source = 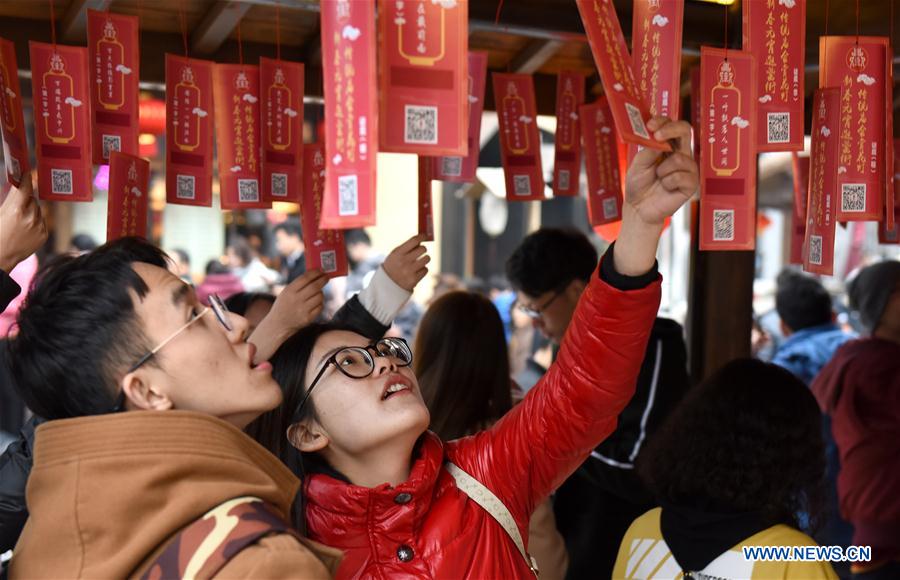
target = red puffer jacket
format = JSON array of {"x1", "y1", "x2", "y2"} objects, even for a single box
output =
[{"x1": 305, "y1": 261, "x2": 661, "y2": 578}]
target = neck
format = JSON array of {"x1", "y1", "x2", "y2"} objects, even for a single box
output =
[
  {"x1": 874, "y1": 326, "x2": 900, "y2": 346},
  {"x1": 324, "y1": 435, "x2": 417, "y2": 488}
]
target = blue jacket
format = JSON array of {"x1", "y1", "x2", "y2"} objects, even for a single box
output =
[{"x1": 771, "y1": 323, "x2": 855, "y2": 386}]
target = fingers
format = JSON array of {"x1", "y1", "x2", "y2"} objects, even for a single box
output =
[
  {"x1": 393, "y1": 234, "x2": 426, "y2": 255},
  {"x1": 650, "y1": 118, "x2": 693, "y2": 157},
  {"x1": 659, "y1": 171, "x2": 697, "y2": 195},
  {"x1": 656, "y1": 151, "x2": 696, "y2": 178}
]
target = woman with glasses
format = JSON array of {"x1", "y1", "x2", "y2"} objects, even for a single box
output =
[{"x1": 250, "y1": 117, "x2": 699, "y2": 578}]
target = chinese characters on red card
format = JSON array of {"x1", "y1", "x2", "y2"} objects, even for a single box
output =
[
  {"x1": 302, "y1": 144, "x2": 349, "y2": 278},
  {"x1": 432, "y1": 51, "x2": 487, "y2": 183},
  {"x1": 803, "y1": 88, "x2": 841, "y2": 274},
  {"x1": 552, "y1": 71, "x2": 584, "y2": 196},
  {"x1": 260, "y1": 57, "x2": 304, "y2": 204},
  {"x1": 0, "y1": 37, "x2": 30, "y2": 188},
  {"x1": 492, "y1": 73, "x2": 544, "y2": 201},
  {"x1": 581, "y1": 97, "x2": 623, "y2": 226},
  {"x1": 106, "y1": 151, "x2": 149, "y2": 241}
]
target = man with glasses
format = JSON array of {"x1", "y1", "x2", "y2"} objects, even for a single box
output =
[{"x1": 506, "y1": 228, "x2": 691, "y2": 580}]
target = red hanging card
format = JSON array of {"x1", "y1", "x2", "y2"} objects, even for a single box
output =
[
  {"x1": 789, "y1": 153, "x2": 809, "y2": 265},
  {"x1": 581, "y1": 98, "x2": 623, "y2": 226},
  {"x1": 492, "y1": 73, "x2": 544, "y2": 202},
  {"x1": 418, "y1": 156, "x2": 434, "y2": 240},
  {"x1": 432, "y1": 51, "x2": 487, "y2": 183},
  {"x1": 30, "y1": 42, "x2": 92, "y2": 202},
  {"x1": 260, "y1": 57, "x2": 304, "y2": 204},
  {"x1": 378, "y1": 0, "x2": 467, "y2": 156},
  {"x1": 165, "y1": 54, "x2": 214, "y2": 207},
  {"x1": 742, "y1": 0, "x2": 805, "y2": 151},
  {"x1": 819, "y1": 36, "x2": 888, "y2": 221},
  {"x1": 699, "y1": 47, "x2": 758, "y2": 251},
  {"x1": 690, "y1": 65, "x2": 701, "y2": 160},
  {"x1": 576, "y1": 0, "x2": 667, "y2": 151},
  {"x1": 302, "y1": 144, "x2": 349, "y2": 278},
  {"x1": 320, "y1": 0, "x2": 378, "y2": 229},
  {"x1": 0, "y1": 37, "x2": 30, "y2": 188},
  {"x1": 629, "y1": 0, "x2": 684, "y2": 162},
  {"x1": 214, "y1": 64, "x2": 267, "y2": 210},
  {"x1": 803, "y1": 88, "x2": 841, "y2": 274},
  {"x1": 552, "y1": 71, "x2": 585, "y2": 196},
  {"x1": 87, "y1": 10, "x2": 139, "y2": 164},
  {"x1": 106, "y1": 151, "x2": 148, "y2": 241},
  {"x1": 879, "y1": 138, "x2": 900, "y2": 244},
  {"x1": 884, "y1": 46, "x2": 894, "y2": 231}
]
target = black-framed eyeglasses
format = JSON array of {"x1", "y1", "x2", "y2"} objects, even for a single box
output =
[
  {"x1": 293, "y1": 337, "x2": 413, "y2": 419},
  {"x1": 109, "y1": 293, "x2": 233, "y2": 413},
  {"x1": 517, "y1": 286, "x2": 566, "y2": 320}
]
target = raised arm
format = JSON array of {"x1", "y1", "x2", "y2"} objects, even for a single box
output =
[{"x1": 1, "y1": 175, "x2": 48, "y2": 312}]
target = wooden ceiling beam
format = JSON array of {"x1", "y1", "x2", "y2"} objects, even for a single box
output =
[
  {"x1": 191, "y1": 1, "x2": 252, "y2": 56},
  {"x1": 508, "y1": 39, "x2": 564, "y2": 74},
  {"x1": 60, "y1": 0, "x2": 113, "y2": 43}
]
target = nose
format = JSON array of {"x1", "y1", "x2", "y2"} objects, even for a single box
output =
[
  {"x1": 225, "y1": 311, "x2": 250, "y2": 344},
  {"x1": 372, "y1": 352, "x2": 400, "y2": 376}
]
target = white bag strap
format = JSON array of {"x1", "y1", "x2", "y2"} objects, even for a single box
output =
[{"x1": 445, "y1": 461, "x2": 539, "y2": 576}]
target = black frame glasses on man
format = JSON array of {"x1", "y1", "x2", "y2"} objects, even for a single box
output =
[{"x1": 516, "y1": 285, "x2": 568, "y2": 320}]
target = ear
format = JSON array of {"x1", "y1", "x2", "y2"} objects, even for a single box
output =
[
  {"x1": 566, "y1": 278, "x2": 587, "y2": 301},
  {"x1": 121, "y1": 371, "x2": 174, "y2": 412},
  {"x1": 287, "y1": 421, "x2": 329, "y2": 454}
]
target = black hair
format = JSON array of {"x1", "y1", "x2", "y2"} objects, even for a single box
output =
[
  {"x1": 775, "y1": 270, "x2": 833, "y2": 332},
  {"x1": 344, "y1": 228, "x2": 372, "y2": 247},
  {"x1": 225, "y1": 291, "x2": 276, "y2": 316},
  {"x1": 506, "y1": 228, "x2": 598, "y2": 297},
  {"x1": 9, "y1": 237, "x2": 169, "y2": 419},
  {"x1": 205, "y1": 259, "x2": 230, "y2": 275},
  {"x1": 228, "y1": 238, "x2": 254, "y2": 267},
  {"x1": 274, "y1": 221, "x2": 302, "y2": 239},
  {"x1": 638, "y1": 358, "x2": 826, "y2": 532},
  {"x1": 70, "y1": 233, "x2": 98, "y2": 252},
  {"x1": 172, "y1": 248, "x2": 190, "y2": 266}
]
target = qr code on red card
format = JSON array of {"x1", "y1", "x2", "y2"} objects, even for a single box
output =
[
  {"x1": 513, "y1": 175, "x2": 531, "y2": 196},
  {"x1": 238, "y1": 179, "x2": 259, "y2": 203},
  {"x1": 176, "y1": 175, "x2": 195, "y2": 200},
  {"x1": 7, "y1": 155, "x2": 21, "y2": 182},
  {"x1": 713, "y1": 209, "x2": 735, "y2": 241},
  {"x1": 841, "y1": 184, "x2": 866, "y2": 213},
  {"x1": 767, "y1": 113, "x2": 790, "y2": 144},
  {"x1": 405, "y1": 105, "x2": 438, "y2": 144},
  {"x1": 271, "y1": 173, "x2": 288, "y2": 197},
  {"x1": 441, "y1": 156, "x2": 462, "y2": 177},
  {"x1": 338, "y1": 174, "x2": 359, "y2": 216},
  {"x1": 102, "y1": 134, "x2": 121, "y2": 160},
  {"x1": 625, "y1": 102, "x2": 650, "y2": 139},
  {"x1": 808, "y1": 235, "x2": 823, "y2": 265},
  {"x1": 602, "y1": 197, "x2": 619, "y2": 220},
  {"x1": 51, "y1": 169, "x2": 73, "y2": 195},
  {"x1": 320, "y1": 250, "x2": 337, "y2": 273},
  {"x1": 558, "y1": 170, "x2": 571, "y2": 192}
]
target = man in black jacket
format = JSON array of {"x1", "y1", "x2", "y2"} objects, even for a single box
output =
[{"x1": 506, "y1": 228, "x2": 691, "y2": 580}]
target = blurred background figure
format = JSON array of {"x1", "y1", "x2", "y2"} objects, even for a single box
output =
[
  {"x1": 67, "y1": 234, "x2": 97, "y2": 256},
  {"x1": 345, "y1": 229, "x2": 384, "y2": 298},
  {"x1": 195, "y1": 259, "x2": 243, "y2": 305},
  {"x1": 168, "y1": 247, "x2": 193, "y2": 284},
  {"x1": 226, "y1": 237, "x2": 279, "y2": 293},
  {"x1": 225, "y1": 292, "x2": 276, "y2": 334},
  {"x1": 274, "y1": 221, "x2": 305, "y2": 284}
]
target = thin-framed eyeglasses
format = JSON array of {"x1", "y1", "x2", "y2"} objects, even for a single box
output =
[
  {"x1": 517, "y1": 286, "x2": 566, "y2": 320},
  {"x1": 294, "y1": 337, "x2": 413, "y2": 419}
]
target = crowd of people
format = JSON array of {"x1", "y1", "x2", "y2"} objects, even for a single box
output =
[{"x1": 0, "y1": 116, "x2": 898, "y2": 579}]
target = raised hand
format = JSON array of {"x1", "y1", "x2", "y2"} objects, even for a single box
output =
[
  {"x1": 0, "y1": 175, "x2": 48, "y2": 273},
  {"x1": 382, "y1": 235, "x2": 430, "y2": 292}
]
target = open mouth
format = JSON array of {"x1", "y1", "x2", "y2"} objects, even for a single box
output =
[{"x1": 381, "y1": 377, "x2": 412, "y2": 400}]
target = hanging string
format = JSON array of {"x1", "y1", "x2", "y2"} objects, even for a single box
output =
[
  {"x1": 494, "y1": 0, "x2": 505, "y2": 26},
  {"x1": 178, "y1": 6, "x2": 189, "y2": 57},
  {"x1": 276, "y1": 1, "x2": 282, "y2": 61},
  {"x1": 237, "y1": 21, "x2": 244, "y2": 65},
  {"x1": 855, "y1": 0, "x2": 860, "y2": 45},
  {"x1": 49, "y1": 0, "x2": 57, "y2": 50}
]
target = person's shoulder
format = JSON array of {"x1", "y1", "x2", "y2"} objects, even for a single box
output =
[
  {"x1": 624, "y1": 507, "x2": 663, "y2": 539},
  {"x1": 742, "y1": 523, "x2": 818, "y2": 547},
  {"x1": 215, "y1": 532, "x2": 341, "y2": 579}
]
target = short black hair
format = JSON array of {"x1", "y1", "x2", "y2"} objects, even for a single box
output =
[
  {"x1": 274, "y1": 221, "x2": 302, "y2": 239},
  {"x1": 228, "y1": 237, "x2": 254, "y2": 266},
  {"x1": 225, "y1": 292, "x2": 276, "y2": 316},
  {"x1": 70, "y1": 233, "x2": 98, "y2": 252},
  {"x1": 205, "y1": 259, "x2": 230, "y2": 275},
  {"x1": 506, "y1": 228, "x2": 598, "y2": 297},
  {"x1": 10, "y1": 237, "x2": 169, "y2": 419},
  {"x1": 344, "y1": 228, "x2": 371, "y2": 247},
  {"x1": 775, "y1": 270, "x2": 833, "y2": 332},
  {"x1": 172, "y1": 248, "x2": 190, "y2": 266}
]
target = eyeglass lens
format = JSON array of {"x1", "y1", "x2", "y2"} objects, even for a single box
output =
[{"x1": 208, "y1": 294, "x2": 233, "y2": 331}]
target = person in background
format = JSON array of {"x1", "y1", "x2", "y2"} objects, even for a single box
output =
[
  {"x1": 506, "y1": 227, "x2": 691, "y2": 580},
  {"x1": 274, "y1": 221, "x2": 306, "y2": 284},
  {"x1": 344, "y1": 229, "x2": 384, "y2": 298},
  {"x1": 225, "y1": 292, "x2": 276, "y2": 335},
  {"x1": 613, "y1": 359, "x2": 836, "y2": 580},
  {"x1": 227, "y1": 238, "x2": 280, "y2": 293},
  {"x1": 488, "y1": 275, "x2": 516, "y2": 342},
  {"x1": 812, "y1": 261, "x2": 900, "y2": 580},
  {"x1": 67, "y1": 233, "x2": 97, "y2": 256},
  {"x1": 195, "y1": 260, "x2": 243, "y2": 305},
  {"x1": 168, "y1": 248, "x2": 193, "y2": 284},
  {"x1": 416, "y1": 290, "x2": 569, "y2": 579},
  {"x1": 429, "y1": 272, "x2": 466, "y2": 305}
]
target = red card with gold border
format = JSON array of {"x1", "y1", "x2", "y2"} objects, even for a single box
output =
[
  {"x1": 106, "y1": 151, "x2": 149, "y2": 241},
  {"x1": 30, "y1": 42, "x2": 93, "y2": 202},
  {"x1": 492, "y1": 73, "x2": 544, "y2": 202},
  {"x1": 576, "y1": 0, "x2": 667, "y2": 151},
  {"x1": 432, "y1": 51, "x2": 487, "y2": 183},
  {"x1": 302, "y1": 144, "x2": 349, "y2": 278},
  {"x1": 789, "y1": 153, "x2": 809, "y2": 265},
  {"x1": 0, "y1": 37, "x2": 30, "y2": 188},
  {"x1": 699, "y1": 47, "x2": 758, "y2": 251},
  {"x1": 418, "y1": 156, "x2": 434, "y2": 240},
  {"x1": 260, "y1": 57, "x2": 304, "y2": 204},
  {"x1": 320, "y1": 0, "x2": 378, "y2": 229},
  {"x1": 378, "y1": 0, "x2": 467, "y2": 156},
  {"x1": 581, "y1": 98, "x2": 623, "y2": 226},
  {"x1": 552, "y1": 71, "x2": 584, "y2": 197},
  {"x1": 803, "y1": 88, "x2": 841, "y2": 274},
  {"x1": 165, "y1": 54, "x2": 214, "y2": 207},
  {"x1": 214, "y1": 64, "x2": 268, "y2": 210},
  {"x1": 87, "y1": 9, "x2": 139, "y2": 164},
  {"x1": 742, "y1": 0, "x2": 805, "y2": 151}
]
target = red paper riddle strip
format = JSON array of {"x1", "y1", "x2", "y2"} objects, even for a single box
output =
[
  {"x1": 879, "y1": 138, "x2": 900, "y2": 245},
  {"x1": 106, "y1": 151, "x2": 149, "y2": 242},
  {"x1": 552, "y1": 71, "x2": 585, "y2": 197},
  {"x1": 260, "y1": 57, "x2": 304, "y2": 204},
  {"x1": 302, "y1": 144, "x2": 349, "y2": 278},
  {"x1": 803, "y1": 88, "x2": 841, "y2": 274},
  {"x1": 789, "y1": 153, "x2": 810, "y2": 265},
  {"x1": 580, "y1": 97, "x2": 623, "y2": 226},
  {"x1": 0, "y1": 36, "x2": 31, "y2": 188},
  {"x1": 432, "y1": 51, "x2": 488, "y2": 183},
  {"x1": 418, "y1": 156, "x2": 435, "y2": 240},
  {"x1": 492, "y1": 72, "x2": 544, "y2": 202}
]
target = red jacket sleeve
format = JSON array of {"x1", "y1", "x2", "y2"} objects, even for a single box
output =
[{"x1": 446, "y1": 257, "x2": 661, "y2": 535}]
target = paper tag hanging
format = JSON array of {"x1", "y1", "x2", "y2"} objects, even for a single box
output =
[
  {"x1": 418, "y1": 156, "x2": 435, "y2": 240},
  {"x1": 106, "y1": 151, "x2": 149, "y2": 241},
  {"x1": 789, "y1": 153, "x2": 810, "y2": 265},
  {"x1": 320, "y1": 0, "x2": 378, "y2": 229},
  {"x1": 30, "y1": 42, "x2": 93, "y2": 202},
  {"x1": 699, "y1": 47, "x2": 758, "y2": 251},
  {"x1": 214, "y1": 64, "x2": 267, "y2": 210},
  {"x1": 879, "y1": 138, "x2": 900, "y2": 244},
  {"x1": 742, "y1": 0, "x2": 805, "y2": 151},
  {"x1": 576, "y1": 0, "x2": 667, "y2": 151},
  {"x1": 302, "y1": 144, "x2": 349, "y2": 278},
  {"x1": 0, "y1": 37, "x2": 30, "y2": 188},
  {"x1": 552, "y1": 71, "x2": 585, "y2": 197},
  {"x1": 378, "y1": 0, "x2": 467, "y2": 156},
  {"x1": 87, "y1": 10, "x2": 139, "y2": 164},
  {"x1": 803, "y1": 88, "x2": 841, "y2": 273},
  {"x1": 884, "y1": 46, "x2": 894, "y2": 232},
  {"x1": 492, "y1": 73, "x2": 544, "y2": 202},
  {"x1": 165, "y1": 54, "x2": 214, "y2": 207},
  {"x1": 581, "y1": 97, "x2": 623, "y2": 226},
  {"x1": 820, "y1": 36, "x2": 888, "y2": 222},
  {"x1": 260, "y1": 57, "x2": 304, "y2": 204},
  {"x1": 690, "y1": 65, "x2": 701, "y2": 160},
  {"x1": 432, "y1": 51, "x2": 487, "y2": 183}
]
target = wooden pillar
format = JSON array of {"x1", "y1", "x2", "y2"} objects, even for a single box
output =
[{"x1": 686, "y1": 202, "x2": 755, "y2": 383}]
